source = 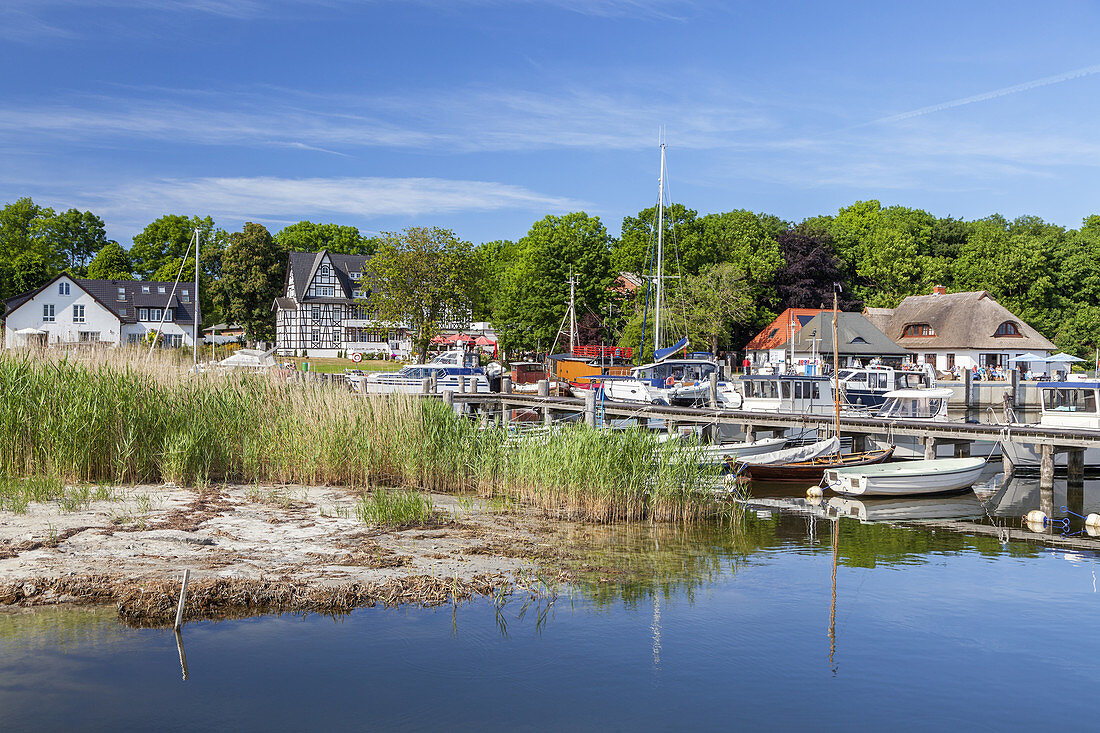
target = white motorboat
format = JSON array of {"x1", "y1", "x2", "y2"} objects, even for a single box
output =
[
  {"x1": 600, "y1": 354, "x2": 742, "y2": 408},
  {"x1": 826, "y1": 493, "x2": 986, "y2": 522},
  {"x1": 354, "y1": 350, "x2": 490, "y2": 394},
  {"x1": 1001, "y1": 381, "x2": 1100, "y2": 468},
  {"x1": 867, "y1": 388, "x2": 998, "y2": 459},
  {"x1": 824, "y1": 457, "x2": 988, "y2": 497}
]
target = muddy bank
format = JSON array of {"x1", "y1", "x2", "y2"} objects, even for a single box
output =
[{"x1": 0, "y1": 483, "x2": 599, "y2": 624}]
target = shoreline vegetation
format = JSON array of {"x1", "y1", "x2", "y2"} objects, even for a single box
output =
[
  {"x1": 0, "y1": 351, "x2": 738, "y2": 623},
  {"x1": 0, "y1": 351, "x2": 728, "y2": 524}
]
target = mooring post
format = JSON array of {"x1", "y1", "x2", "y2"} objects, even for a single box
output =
[
  {"x1": 953, "y1": 441, "x2": 972, "y2": 458},
  {"x1": 744, "y1": 423, "x2": 756, "y2": 443},
  {"x1": 708, "y1": 372, "x2": 718, "y2": 408},
  {"x1": 430, "y1": 371, "x2": 438, "y2": 393},
  {"x1": 443, "y1": 389, "x2": 455, "y2": 414},
  {"x1": 421, "y1": 377, "x2": 430, "y2": 395},
  {"x1": 458, "y1": 375, "x2": 466, "y2": 394},
  {"x1": 537, "y1": 379, "x2": 550, "y2": 426},
  {"x1": 1040, "y1": 443, "x2": 1055, "y2": 491},
  {"x1": 1011, "y1": 369, "x2": 1021, "y2": 408},
  {"x1": 500, "y1": 375, "x2": 511, "y2": 428},
  {"x1": 964, "y1": 369, "x2": 973, "y2": 407},
  {"x1": 851, "y1": 433, "x2": 866, "y2": 453},
  {"x1": 584, "y1": 389, "x2": 596, "y2": 428},
  {"x1": 1068, "y1": 447, "x2": 1085, "y2": 488},
  {"x1": 923, "y1": 436, "x2": 937, "y2": 461},
  {"x1": 501, "y1": 374, "x2": 511, "y2": 395},
  {"x1": 174, "y1": 568, "x2": 190, "y2": 631}
]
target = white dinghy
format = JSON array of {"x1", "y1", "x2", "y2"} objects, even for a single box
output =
[{"x1": 824, "y1": 457, "x2": 987, "y2": 497}]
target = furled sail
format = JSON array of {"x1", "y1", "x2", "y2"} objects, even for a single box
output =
[
  {"x1": 655, "y1": 337, "x2": 689, "y2": 362},
  {"x1": 737, "y1": 437, "x2": 841, "y2": 466}
]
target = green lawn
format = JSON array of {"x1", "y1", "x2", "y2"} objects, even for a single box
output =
[{"x1": 285, "y1": 357, "x2": 404, "y2": 373}]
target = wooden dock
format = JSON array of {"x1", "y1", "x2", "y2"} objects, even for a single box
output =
[{"x1": 439, "y1": 378, "x2": 1100, "y2": 493}]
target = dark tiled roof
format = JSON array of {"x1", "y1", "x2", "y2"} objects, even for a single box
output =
[
  {"x1": 3, "y1": 274, "x2": 197, "y2": 325},
  {"x1": 789, "y1": 312, "x2": 911, "y2": 356},
  {"x1": 285, "y1": 250, "x2": 370, "y2": 301},
  {"x1": 273, "y1": 297, "x2": 297, "y2": 310}
]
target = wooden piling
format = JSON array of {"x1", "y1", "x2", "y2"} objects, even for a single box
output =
[
  {"x1": 443, "y1": 389, "x2": 455, "y2": 413},
  {"x1": 923, "y1": 436, "x2": 937, "y2": 461},
  {"x1": 537, "y1": 380, "x2": 550, "y2": 426},
  {"x1": 1039, "y1": 443, "x2": 1055, "y2": 491},
  {"x1": 173, "y1": 568, "x2": 190, "y2": 631},
  {"x1": 708, "y1": 372, "x2": 718, "y2": 408},
  {"x1": 964, "y1": 369, "x2": 974, "y2": 407},
  {"x1": 584, "y1": 389, "x2": 597, "y2": 428},
  {"x1": 1068, "y1": 448, "x2": 1085, "y2": 488}
]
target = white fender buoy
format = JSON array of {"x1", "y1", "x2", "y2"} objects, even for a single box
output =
[
  {"x1": 807, "y1": 486, "x2": 824, "y2": 499},
  {"x1": 1025, "y1": 510, "x2": 1048, "y2": 526},
  {"x1": 1086, "y1": 524, "x2": 1100, "y2": 538},
  {"x1": 1026, "y1": 519, "x2": 1048, "y2": 534},
  {"x1": 1085, "y1": 513, "x2": 1100, "y2": 527},
  {"x1": 806, "y1": 494, "x2": 823, "y2": 507}
]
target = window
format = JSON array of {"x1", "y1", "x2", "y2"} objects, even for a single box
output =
[
  {"x1": 312, "y1": 306, "x2": 321, "y2": 321},
  {"x1": 181, "y1": 289, "x2": 190, "y2": 303},
  {"x1": 164, "y1": 308, "x2": 173, "y2": 322},
  {"x1": 141, "y1": 286, "x2": 150, "y2": 293},
  {"x1": 311, "y1": 329, "x2": 321, "y2": 345},
  {"x1": 150, "y1": 308, "x2": 163, "y2": 322},
  {"x1": 850, "y1": 336, "x2": 868, "y2": 344},
  {"x1": 352, "y1": 289, "x2": 365, "y2": 299},
  {"x1": 946, "y1": 353, "x2": 955, "y2": 369},
  {"x1": 350, "y1": 271, "x2": 360, "y2": 280},
  {"x1": 59, "y1": 282, "x2": 70, "y2": 296},
  {"x1": 73, "y1": 304, "x2": 85, "y2": 323},
  {"x1": 158, "y1": 286, "x2": 166, "y2": 294},
  {"x1": 43, "y1": 304, "x2": 55, "y2": 322},
  {"x1": 924, "y1": 353, "x2": 936, "y2": 369},
  {"x1": 321, "y1": 265, "x2": 330, "y2": 276},
  {"x1": 119, "y1": 308, "x2": 127, "y2": 317},
  {"x1": 166, "y1": 334, "x2": 183, "y2": 348},
  {"x1": 139, "y1": 308, "x2": 149, "y2": 321},
  {"x1": 902, "y1": 323, "x2": 935, "y2": 337},
  {"x1": 995, "y1": 321, "x2": 1021, "y2": 337},
  {"x1": 1044, "y1": 388, "x2": 1098, "y2": 413},
  {"x1": 117, "y1": 287, "x2": 126, "y2": 301},
  {"x1": 126, "y1": 333, "x2": 139, "y2": 344},
  {"x1": 78, "y1": 331, "x2": 99, "y2": 342}
]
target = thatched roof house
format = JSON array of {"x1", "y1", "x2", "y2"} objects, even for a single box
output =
[{"x1": 864, "y1": 286, "x2": 1055, "y2": 371}]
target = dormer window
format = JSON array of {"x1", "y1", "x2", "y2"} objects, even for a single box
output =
[
  {"x1": 141, "y1": 286, "x2": 150, "y2": 293},
  {"x1": 158, "y1": 286, "x2": 166, "y2": 294},
  {"x1": 117, "y1": 287, "x2": 126, "y2": 301},
  {"x1": 902, "y1": 324, "x2": 935, "y2": 337},
  {"x1": 350, "y1": 271, "x2": 361, "y2": 281},
  {"x1": 995, "y1": 321, "x2": 1021, "y2": 337},
  {"x1": 181, "y1": 289, "x2": 190, "y2": 303}
]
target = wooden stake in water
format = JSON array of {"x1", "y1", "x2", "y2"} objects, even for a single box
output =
[{"x1": 174, "y1": 568, "x2": 190, "y2": 631}]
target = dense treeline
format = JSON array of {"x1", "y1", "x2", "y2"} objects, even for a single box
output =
[{"x1": 2, "y1": 196, "x2": 1098, "y2": 359}]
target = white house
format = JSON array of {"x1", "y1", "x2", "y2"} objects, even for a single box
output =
[
  {"x1": 274, "y1": 250, "x2": 414, "y2": 358},
  {"x1": 863, "y1": 286, "x2": 1055, "y2": 373},
  {"x1": 3, "y1": 274, "x2": 199, "y2": 349}
]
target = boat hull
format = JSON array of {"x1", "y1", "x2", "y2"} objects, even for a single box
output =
[
  {"x1": 824, "y1": 457, "x2": 987, "y2": 497},
  {"x1": 735, "y1": 448, "x2": 895, "y2": 483}
]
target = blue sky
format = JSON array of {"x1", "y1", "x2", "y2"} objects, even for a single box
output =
[{"x1": 4, "y1": 0, "x2": 1100, "y2": 245}]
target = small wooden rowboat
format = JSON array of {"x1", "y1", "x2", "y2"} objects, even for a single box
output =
[{"x1": 731, "y1": 447, "x2": 895, "y2": 483}]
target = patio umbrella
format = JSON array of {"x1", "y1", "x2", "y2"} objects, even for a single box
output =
[
  {"x1": 473, "y1": 336, "x2": 496, "y2": 346},
  {"x1": 1007, "y1": 352, "x2": 1046, "y2": 363},
  {"x1": 1047, "y1": 352, "x2": 1086, "y2": 362},
  {"x1": 14, "y1": 327, "x2": 46, "y2": 335}
]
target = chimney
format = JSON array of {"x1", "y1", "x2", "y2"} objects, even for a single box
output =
[{"x1": 932, "y1": 284, "x2": 946, "y2": 296}]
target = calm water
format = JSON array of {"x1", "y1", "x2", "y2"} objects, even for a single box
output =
[{"x1": 4, "y1": 476, "x2": 1100, "y2": 732}]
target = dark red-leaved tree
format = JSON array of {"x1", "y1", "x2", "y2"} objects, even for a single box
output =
[{"x1": 772, "y1": 229, "x2": 861, "y2": 311}]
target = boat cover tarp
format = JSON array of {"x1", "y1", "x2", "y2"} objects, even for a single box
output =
[
  {"x1": 655, "y1": 337, "x2": 689, "y2": 362},
  {"x1": 738, "y1": 437, "x2": 840, "y2": 465}
]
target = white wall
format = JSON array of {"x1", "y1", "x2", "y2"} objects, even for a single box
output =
[
  {"x1": 913, "y1": 348, "x2": 1052, "y2": 372},
  {"x1": 4, "y1": 277, "x2": 121, "y2": 347}
]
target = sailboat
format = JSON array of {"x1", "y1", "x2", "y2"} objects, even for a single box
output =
[
  {"x1": 599, "y1": 140, "x2": 742, "y2": 409},
  {"x1": 730, "y1": 290, "x2": 894, "y2": 482}
]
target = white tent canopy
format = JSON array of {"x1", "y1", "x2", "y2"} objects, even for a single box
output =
[{"x1": 13, "y1": 327, "x2": 46, "y2": 336}]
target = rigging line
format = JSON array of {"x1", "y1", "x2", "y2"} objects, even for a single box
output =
[{"x1": 659, "y1": 152, "x2": 690, "y2": 342}]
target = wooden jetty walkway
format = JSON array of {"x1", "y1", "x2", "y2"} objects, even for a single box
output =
[{"x1": 432, "y1": 375, "x2": 1100, "y2": 493}]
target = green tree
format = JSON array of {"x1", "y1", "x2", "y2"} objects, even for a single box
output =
[
  {"x1": 365, "y1": 227, "x2": 477, "y2": 363},
  {"x1": 682, "y1": 262, "x2": 752, "y2": 354},
  {"x1": 1055, "y1": 306, "x2": 1100, "y2": 362},
  {"x1": 612, "y1": 203, "x2": 703, "y2": 275},
  {"x1": 86, "y1": 241, "x2": 133, "y2": 280},
  {"x1": 213, "y1": 223, "x2": 286, "y2": 342},
  {"x1": 0, "y1": 198, "x2": 62, "y2": 306},
  {"x1": 32, "y1": 208, "x2": 110, "y2": 275},
  {"x1": 494, "y1": 213, "x2": 614, "y2": 353},
  {"x1": 274, "y1": 220, "x2": 377, "y2": 255},
  {"x1": 130, "y1": 214, "x2": 223, "y2": 280}
]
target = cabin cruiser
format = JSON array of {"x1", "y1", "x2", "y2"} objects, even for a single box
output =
[
  {"x1": 835, "y1": 364, "x2": 935, "y2": 408},
  {"x1": 1001, "y1": 381, "x2": 1100, "y2": 468},
  {"x1": 598, "y1": 349, "x2": 742, "y2": 408},
  {"x1": 354, "y1": 350, "x2": 490, "y2": 394},
  {"x1": 867, "y1": 388, "x2": 998, "y2": 459}
]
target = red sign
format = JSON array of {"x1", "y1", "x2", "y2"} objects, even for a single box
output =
[{"x1": 351, "y1": 352, "x2": 363, "y2": 363}]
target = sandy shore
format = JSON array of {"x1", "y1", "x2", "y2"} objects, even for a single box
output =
[{"x1": 0, "y1": 483, "x2": 593, "y2": 622}]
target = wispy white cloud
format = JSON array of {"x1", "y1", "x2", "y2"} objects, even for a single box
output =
[
  {"x1": 0, "y1": 84, "x2": 769, "y2": 153},
  {"x1": 853, "y1": 63, "x2": 1100, "y2": 128},
  {"x1": 57, "y1": 174, "x2": 583, "y2": 231}
]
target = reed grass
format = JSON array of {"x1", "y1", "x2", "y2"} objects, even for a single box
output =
[
  {"x1": 0, "y1": 352, "x2": 729, "y2": 523},
  {"x1": 356, "y1": 488, "x2": 436, "y2": 527}
]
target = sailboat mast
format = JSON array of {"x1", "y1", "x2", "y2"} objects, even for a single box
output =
[
  {"x1": 833, "y1": 291, "x2": 841, "y2": 441},
  {"x1": 654, "y1": 141, "x2": 665, "y2": 354},
  {"x1": 569, "y1": 269, "x2": 577, "y2": 354}
]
